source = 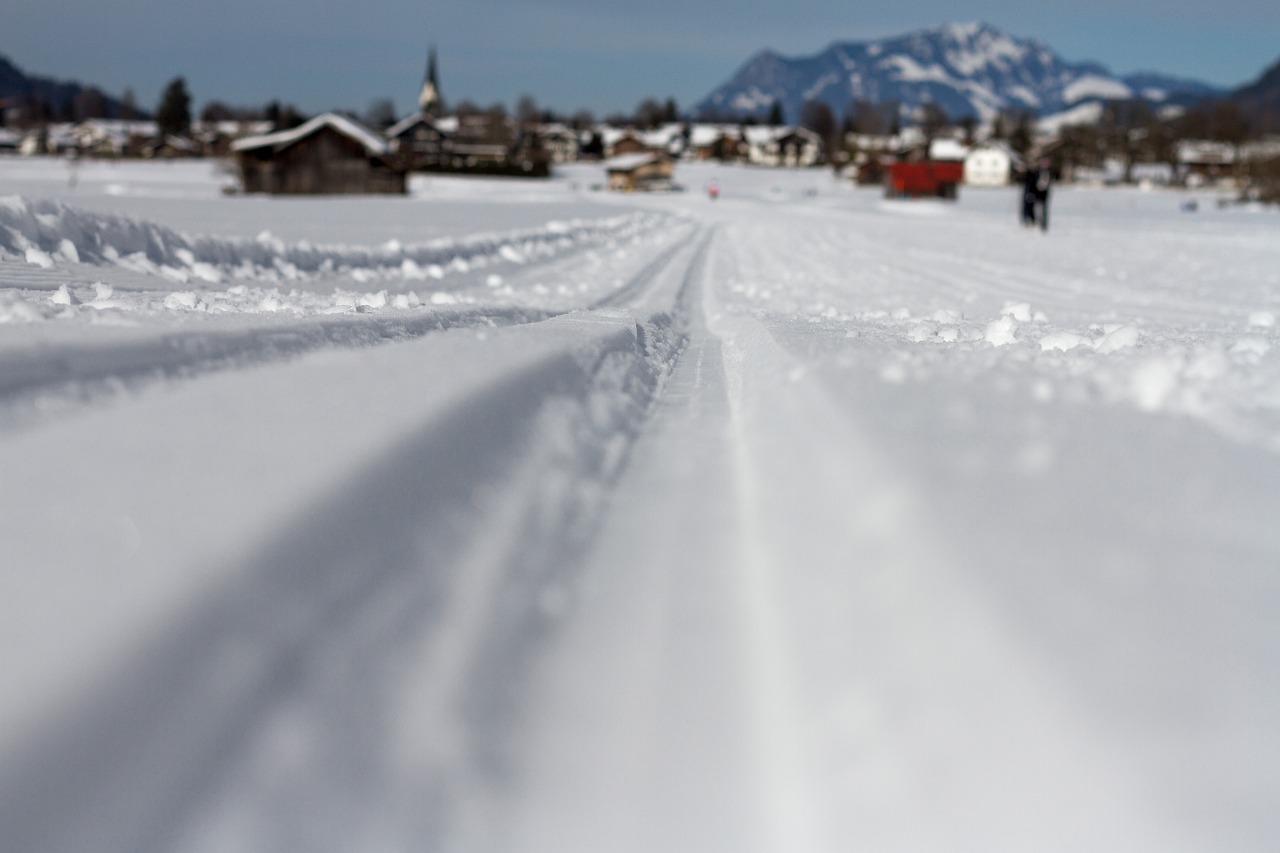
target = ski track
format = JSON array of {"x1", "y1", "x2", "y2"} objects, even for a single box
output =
[{"x1": 0, "y1": 218, "x2": 709, "y2": 853}]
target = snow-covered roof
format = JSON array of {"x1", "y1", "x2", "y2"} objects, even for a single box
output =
[
  {"x1": 929, "y1": 138, "x2": 970, "y2": 161},
  {"x1": 232, "y1": 113, "x2": 389, "y2": 156},
  {"x1": 604, "y1": 153, "x2": 667, "y2": 172},
  {"x1": 386, "y1": 112, "x2": 440, "y2": 139},
  {"x1": 965, "y1": 140, "x2": 1022, "y2": 164}
]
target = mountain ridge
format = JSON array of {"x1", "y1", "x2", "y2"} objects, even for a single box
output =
[{"x1": 694, "y1": 22, "x2": 1226, "y2": 124}]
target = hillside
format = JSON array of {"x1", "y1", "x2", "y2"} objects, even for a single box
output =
[
  {"x1": 0, "y1": 52, "x2": 137, "y2": 119},
  {"x1": 1232, "y1": 55, "x2": 1280, "y2": 132}
]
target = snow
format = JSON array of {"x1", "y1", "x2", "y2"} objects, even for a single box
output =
[
  {"x1": 231, "y1": 112, "x2": 389, "y2": 156},
  {"x1": 2, "y1": 157, "x2": 1280, "y2": 851},
  {"x1": 1063, "y1": 74, "x2": 1134, "y2": 103}
]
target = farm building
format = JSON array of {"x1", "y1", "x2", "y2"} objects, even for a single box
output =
[
  {"x1": 964, "y1": 141, "x2": 1021, "y2": 186},
  {"x1": 604, "y1": 153, "x2": 675, "y2": 192},
  {"x1": 232, "y1": 113, "x2": 407, "y2": 195}
]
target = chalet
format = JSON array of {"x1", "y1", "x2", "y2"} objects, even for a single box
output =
[
  {"x1": 743, "y1": 126, "x2": 824, "y2": 167},
  {"x1": 692, "y1": 125, "x2": 747, "y2": 161},
  {"x1": 964, "y1": 141, "x2": 1021, "y2": 186},
  {"x1": 536, "y1": 123, "x2": 581, "y2": 163},
  {"x1": 605, "y1": 128, "x2": 654, "y2": 158},
  {"x1": 1176, "y1": 140, "x2": 1236, "y2": 187},
  {"x1": 387, "y1": 113, "x2": 451, "y2": 169},
  {"x1": 605, "y1": 153, "x2": 675, "y2": 192},
  {"x1": 232, "y1": 113, "x2": 407, "y2": 195}
]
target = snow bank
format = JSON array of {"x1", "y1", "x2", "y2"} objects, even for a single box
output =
[{"x1": 0, "y1": 195, "x2": 670, "y2": 289}]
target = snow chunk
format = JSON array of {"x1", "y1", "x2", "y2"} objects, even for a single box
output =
[
  {"x1": 25, "y1": 247, "x2": 54, "y2": 268},
  {"x1": 985, "y1": 316, "x2": 1018, "y2": 346},
  {"x1": 164, "y1": 292, "x2": 201, "y2": 310},
  {"x1": 1039, "y1": 332, "x2": 1089, "y2": 352},
  {"x1": 1094, "y1": 325, "x2": 1141, "y2": 354},
  {"x1": 1001, "y1": 302, "x2": 1032, "y2": 322},
  {"x1": 1248, "y1": 311, "x2": 1276, "y2": 328},
  {"x1": 50, "y1": 284, "x2": 79, "y2": 306},
  {"x1": 57, "y1": 238, "x2": 80, "y2": 264}
]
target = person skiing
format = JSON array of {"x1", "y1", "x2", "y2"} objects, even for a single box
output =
[
  {"x1": 1033, "y1": 157, "x2": 1053, "y2": 231},
  {"x1": 1020, "y1": 164, "x2": 1038, "y2": 227}
]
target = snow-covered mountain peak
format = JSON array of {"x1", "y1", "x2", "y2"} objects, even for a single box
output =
[{"x1": 695, "y1": 22, "x2": 1222, "y2": 124}]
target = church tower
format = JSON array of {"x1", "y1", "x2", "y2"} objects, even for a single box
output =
[{"x1": 419, "y1": 46, "x2": 441, "y2": 116}]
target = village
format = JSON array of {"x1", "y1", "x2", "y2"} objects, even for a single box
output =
[{"x1": 2, "y1": 49, "x2": 1279, "y2": 202}]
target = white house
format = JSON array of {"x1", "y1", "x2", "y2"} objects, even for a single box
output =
[{"x1": 964, "y1": 141, "x2": 1021, "y2": 186}]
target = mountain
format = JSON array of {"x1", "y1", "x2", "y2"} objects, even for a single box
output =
[
  {"x1": 0, "y1": 52, "x2": 138, "y2": 119},
  {"x1": 1231, "y1": 55, "x2": 1280, "y2": 132},
  {"x1": 694, "y1": 22, "x2": 1224, "y2": 124}
]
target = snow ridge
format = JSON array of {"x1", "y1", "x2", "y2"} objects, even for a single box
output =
[{"x1": 0, "y1": 196, "x2": 670, "y2": 287}]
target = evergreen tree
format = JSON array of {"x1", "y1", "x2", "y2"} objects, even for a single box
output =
[
  {"x1": 767, "y1": 100, "x2": 784, "y2": 126},
  {"x1": 156, "y1": 77, "x2": 192, "y2": 137}
]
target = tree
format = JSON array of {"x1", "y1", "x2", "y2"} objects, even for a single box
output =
[
  {"x1": 845, "y1": 99, "x2": 882, "y2": 136},
  {"x1": 663, "y1": 97, "x2": 679, "y2": 123},
  {"x1": 516, "y1": 94, "x2": 541, "y2": 127},
  {"x1": 633, "y1": 98, "x2": 667, "y2": 129},
  {"x1": 799, "y1": 100, "x2": 837, "y2": 144},
  {"x1": 265, "y1": 100, "x2": 306, "y2": 131},
  {"x1": 364, "y1": 98, "x2": 398, "y2": 129},
  {"x1": 121, "y1": 89, "x2": 138, "y2": 121},
  {"x1": 1006, "y1": 109, "x2": 1035, "y2": 157},
  {"x1": 918, "y1": 101, "x2": 949, "y2": 144},
  {"x1": 767, "y1": 99, "x2": 784, "y2": 126},
  {"x1": 72, "y1": 88, "x2": 107, "y2": 121},
  {"x1": 156, "y1": 77, "x2": 192, "y2": 137}
]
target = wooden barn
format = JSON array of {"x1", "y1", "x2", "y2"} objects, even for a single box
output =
[{"x1": 232, "y1": 113, "x2": 407, "y2": 195}]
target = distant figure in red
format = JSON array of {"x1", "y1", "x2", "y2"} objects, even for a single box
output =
[{"x1": 708, "y1": 181, "x2": 719, "y2": 201}]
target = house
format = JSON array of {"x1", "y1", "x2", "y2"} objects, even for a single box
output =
[
  {"x1": 387, "y1": 113, "x2": 451, "y2": 169},
  {"x1": 743, "y1": 126, "x2": 824, "y2": 167},
  {"x1": 1176, "y1": 140, "x2": 1236, "y2": 187},
  {"x1": 232, "y1": 113, "x2": 407, "y2": 195},
  {"x1": 964, "y1": 141, "x2": 1021, "y2": 186},
  {"x1": 536, "y1": 123, "x2": 581, "y2": 163},
  {"x1": 605, "y1": 128, "x2": 654, "y2": 158},
  {"x1": 71, "y1": 120, "x2": 158, "y2": 158},
  {"x1": 605, "y1": 153, "x2": 675, "y2": 192},
  {"x1": 692, "y1": 125, "x2": 747, "y2": 161}
]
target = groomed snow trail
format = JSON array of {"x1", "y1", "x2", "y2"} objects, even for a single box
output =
[{"x1": 2, "y1": 161, "x2": 1279, "y2": 851}]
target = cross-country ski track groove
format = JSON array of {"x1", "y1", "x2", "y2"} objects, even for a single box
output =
[
  {"x1": 0, "y1": 221, "x2": 701, "y2": 430},
  {"x1": 0, "y1": 224, "x2": 714, "y2": 853}
]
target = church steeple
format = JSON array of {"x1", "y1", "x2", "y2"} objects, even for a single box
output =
[{"x1": 419, "y1": 46, "x2": 440, "y2": 115}]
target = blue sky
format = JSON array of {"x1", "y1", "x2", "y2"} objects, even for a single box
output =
[{"x1": 5, "y1": 0, "x2": 1278, "y2": 117}]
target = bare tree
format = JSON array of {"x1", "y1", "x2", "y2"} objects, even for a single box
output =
[{"x1": 364, "y1": 98, "x2": 398, "y2": 129}]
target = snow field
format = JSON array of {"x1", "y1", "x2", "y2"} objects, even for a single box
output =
[{"x1": 2, "y1": 158, "x2": 1279, "y2": 851}]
